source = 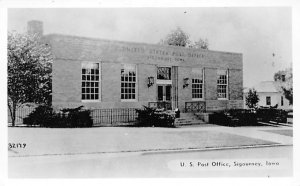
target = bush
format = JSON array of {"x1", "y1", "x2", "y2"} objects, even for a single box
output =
[
  {"x1": 23, "y1": 105, "x2": 56, "y2": 127},
  {"x1": 210, "y1": 108, "x2": 288, "y2": 127},
  {"x1": 209, "y1": 112, "x2": 230, "y2": 126},
  {"x1": 209, "y1": 109, "x2": 257, "y2": 127},
  {"x1": 135, "y1": 106, "x2": 175, "y2": 127},
  {"x1": 256, "y1": 108, "x2": 287, "y2": 123},
  {"x1": 23, "y1": 105, "x2": 93, "y2": 127}
]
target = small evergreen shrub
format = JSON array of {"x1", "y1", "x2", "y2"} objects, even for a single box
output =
[{"x1": 135, "y1": 106, "x2": 175, "y2": 127}]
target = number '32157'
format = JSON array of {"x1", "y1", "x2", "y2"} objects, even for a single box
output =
[{"x1": 8, "y1": 143, "x2": 26, "y2": 149}]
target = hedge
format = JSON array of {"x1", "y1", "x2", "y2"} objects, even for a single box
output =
[
  {"x1": 23, "y1": 105, "x2": 93, "y2": 128},
  {"x1": 209, "y1": 108, "x2": 288, "y2": 127}
]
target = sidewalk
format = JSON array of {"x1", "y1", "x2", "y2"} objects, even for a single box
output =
[
  {"x1": 183, "y1": 125, "x2": 293, "y2": 145},
  {"x1": 8, "y1": 125, "x2": 293, "y2": 157}
]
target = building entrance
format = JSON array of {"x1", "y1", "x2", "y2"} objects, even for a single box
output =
[{"x1": 157, "y1": 84, "x2": 172, "y2": 110}]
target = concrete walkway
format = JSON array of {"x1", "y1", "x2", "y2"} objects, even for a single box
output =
[
  {"x1": 187, "y1": 125, "x2": 293, "y2": 145},
  {"x1": 221, "y1": 127, "x2": 292, "y2": 145}
]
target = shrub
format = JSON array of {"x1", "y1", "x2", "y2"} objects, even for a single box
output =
[
  {"x1": 209, "y1": 109, "x2": 257, "y2": 127},
  {"x1": 209, "y1": 112, "x2": 230, "y2": 126},
  {"x1": 23, "y1": 105, "x2": 93, "y2": 127},
  {"x1": 256, "y1": 108, "x2": 287, "y2": 123},
  {"x1": 23, "y1": 105, "x2": 56, "y2": 127},
  {"x1": 135, "y1": 106, "x2": 175, "y2": 127}
]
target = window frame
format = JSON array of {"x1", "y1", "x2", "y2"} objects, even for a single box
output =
[
  {"x1": 217, "y1": 70, "x2": 228, "y2": 100},
  {"x1": 157, "y1": 66, "x2": 172, "y2": 80},
  {"x1": 121, "y1": 64, "x2": 138, "y2": 102},
  {"x1": 81, "y1": 62, "x2": 101, "y2": 102},
  {"x1": 192, "y1": 68, "x2": 204, "y2": 101}
]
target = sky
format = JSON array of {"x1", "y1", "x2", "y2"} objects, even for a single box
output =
[{"x1": 7, "y1": 8, "x2": 292, "y2": 88}]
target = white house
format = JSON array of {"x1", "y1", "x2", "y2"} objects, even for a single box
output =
[{"x1": 244, "y1": 81, "x2": 292, "y2": 110}]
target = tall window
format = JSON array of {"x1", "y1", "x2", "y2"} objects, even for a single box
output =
[
  {"x1": 82, "y1": 63, "x2": 100, "y2": 100},
  {"x1": 192, "y1": 68, "x2": 204, "y2": 99},
  {"x1": 217, "y1": 70, "x2": 228, "y2": 99},
  {"x1": 121, "y1": 64, "x2": 137, "y2": 100},
  {"x1": 266, "y1": 96, "x2": 271, "y2": 106},
  {"x1": 281, "y1": 96, "x2": 284, "y2": 106},
  {"x1": 157, "y1": 67, "x2": 171, "y2": 80}
]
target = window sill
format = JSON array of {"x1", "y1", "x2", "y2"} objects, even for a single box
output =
[
  {"x1": 81, "y1": 100, "x2": 101, "y2": 103},
  {"x1": 217, "y1": 98, "x2": 228, "y2": 101},
  {"x1": 192, "y1": 98, "x2": 205, "y2": 101},
  {"x1": 121, "y1": 99, "x2": 138, "y2": 102}
]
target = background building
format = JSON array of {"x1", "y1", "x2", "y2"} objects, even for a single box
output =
[{"x1": 244, "y1": 81, "x2": 292, "y2": 110}]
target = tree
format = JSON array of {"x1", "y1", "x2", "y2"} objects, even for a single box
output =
[
  {"x1": 245, "y1": 88, "x2": 260, "y2": 109},
  {"x1": 160, "y1": 27, "x2": 209, "y2": 49},
  {"x1": 8, "y1": 31, "x2": 52, "y2": 126},
  {"x1": 274, "y1": 68, "x2": 293, "y2": 105},
  {"x1": 189, "y1": 38, "x2": 209, "y2": 50},
  {"x1": 160, "y1": 27, "x2": 191, "y2": 47}
]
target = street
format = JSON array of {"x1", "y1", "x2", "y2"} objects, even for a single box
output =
[{"x1": 9, "y1": 145, "x2": 292, "y2": 178}]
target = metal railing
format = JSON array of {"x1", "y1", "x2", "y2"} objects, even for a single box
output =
[
  {"x1": 91, "y1": 108, "x2": 138, "y2": 125},
  {"x1": 8, "y1": 107, "x2": 139, "y2": 126},
  {"x1": 185, "y1": 101, "x2": 206, "y2": 113},
  {"x1": 148, "y1": 101, "x2": 172, "y2": 110},
  {"x1": 8, "y1": 107, "x2": 36, "y2": 126}
]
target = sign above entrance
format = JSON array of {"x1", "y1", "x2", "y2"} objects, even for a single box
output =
[{"x1": 116, "y1": 45, "x2": 208, "y2": 62}]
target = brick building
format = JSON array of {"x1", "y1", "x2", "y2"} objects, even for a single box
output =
[{"x1": 30, "y1": 20, "x2": 244, "y2": 113}]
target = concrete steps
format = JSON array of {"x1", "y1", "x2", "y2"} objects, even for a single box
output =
[{"x1": 174, "y1": 112, "x2": 206, "y2": 126}]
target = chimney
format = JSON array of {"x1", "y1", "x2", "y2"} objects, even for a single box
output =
[{"x1": 27, "y1": 20, "x2": 43, "y2": 36}]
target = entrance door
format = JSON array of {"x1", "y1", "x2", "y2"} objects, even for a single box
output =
[{"x1": 157, "y1": 85, "x2": 172, "y2": 110}]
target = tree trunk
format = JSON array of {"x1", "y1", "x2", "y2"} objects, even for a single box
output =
[{"x1": 8, "y1": 101, "x2": 17, "y2": 127}]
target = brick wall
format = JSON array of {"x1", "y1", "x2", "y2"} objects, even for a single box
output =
[
  {"x1": 52, "y1": 59, "x2": 81, "y2": 106},
  {"x1": 177, "y1": 66, "x2": 192, "y2": 111},
  {"x1": 137, "y1": 64, "x2": 157, "y2": 103},
  {"x1": 229, "y1": 69, "x2": 243, "y2": 100},
  {"x1": 204, "y1": 68, "x2": 218, "y2": 100}
]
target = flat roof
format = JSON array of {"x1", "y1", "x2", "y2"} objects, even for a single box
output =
[{"x1": 44, "y1": 33, "x2": 243, "y2": 56}]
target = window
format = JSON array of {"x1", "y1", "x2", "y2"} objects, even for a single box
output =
[
  {"x1": 81, "y1": 63, "x2": 100, "y2": 101},
  {"x1": 157, "y1": 67, "x2": 171, "y2": 80},
  {"x1": 192, "y1": 79, "x2": 203, "y2": 99},
  {"x1": 281, "y1": 96, "x2": 284, "y2": 106},
  {"x1": 121, "y1": 64, "x2": 137, "y2": 100},
  {"x1": 217, "y1": 70, "x2": 228, "y2": 99},
  {"x1": 266, "y1": 96, "x2": 271, "y2": 106},
  {"x1": 192, "y1": 68, "x2": 204, "y2": 100}
]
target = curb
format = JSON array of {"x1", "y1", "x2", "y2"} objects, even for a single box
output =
[
  {"x1": 258, "y1": 121, "x2": 293, "y2": 127},
  {"x1": 141, "y1": 143, "x2": 293, "y2": 155},
  {"x1": 9, "y1": 143, "x2": 292, "y2": 158}
]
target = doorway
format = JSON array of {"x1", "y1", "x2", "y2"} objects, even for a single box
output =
[{"x1": 157, "y1": 84, "x2": 172, "y2": 110}]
